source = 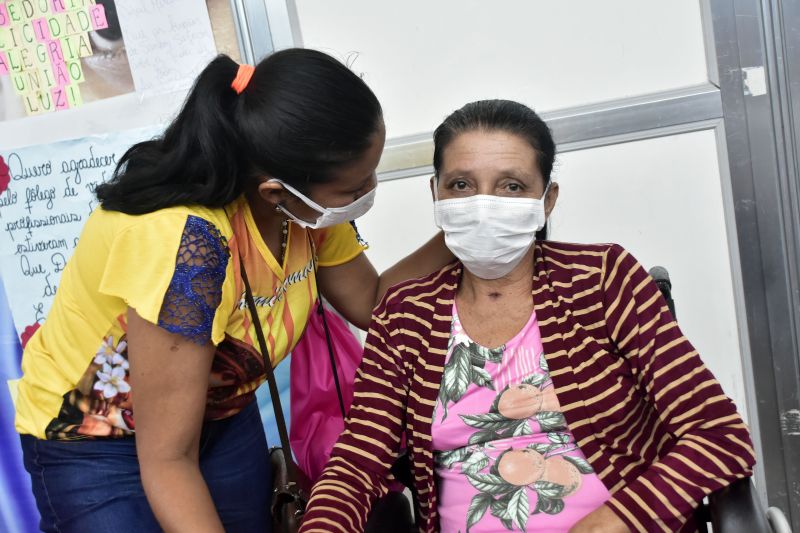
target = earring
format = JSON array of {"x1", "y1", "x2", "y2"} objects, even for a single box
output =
[{"x1": 275, "y1": 205, "x2": 282, "y2": 212}]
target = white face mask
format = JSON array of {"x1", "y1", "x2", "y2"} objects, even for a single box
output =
[
  {"x1": 433, "y1": 183, "x2": 550, "y2": 280},
  {"x1": 269, "y1": 179, "x2": 376, "y2": 229}
]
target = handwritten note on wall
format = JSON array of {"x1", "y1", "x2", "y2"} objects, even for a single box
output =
[
  {"x1": 0, "y1": 126, "x2": 162, "y2": 342},
  {"x1": 0, "y1": 0, "x2": 110, "y2": 115},
  {"x1": 116, "y1": 0, "x2": 216, "y2": 93}
]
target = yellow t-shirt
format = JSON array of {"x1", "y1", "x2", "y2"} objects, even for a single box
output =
[{"x1": 14, "y1": 197, "x2": 366, "y2": 439}]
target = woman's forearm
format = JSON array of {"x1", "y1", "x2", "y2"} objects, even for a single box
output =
[
  {"x1": 127, "y1": 309, "x2": 222, "y2": 532},
  {"x1": 376, "y1": 231, "x2": 453, "y2": 303},
  {"x1": 141, "y1": 457, "x2": 224, "y2": 533}
]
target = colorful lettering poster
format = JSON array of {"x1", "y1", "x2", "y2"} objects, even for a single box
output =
[
  {"x1": 0, "y1": 125, "x2": 162, "y2": 341},
  {"x1": 0, "y1": 0, "x2": 136, "y2": 119}
]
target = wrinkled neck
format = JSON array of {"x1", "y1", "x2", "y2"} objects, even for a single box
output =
[{"x1": 457, "y1": 248, "x2": 535, "y2": 305}]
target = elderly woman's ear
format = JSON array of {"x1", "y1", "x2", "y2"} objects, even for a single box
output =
[{"x1": 545, "y1": 181, "x2": 559, "y2": 217}]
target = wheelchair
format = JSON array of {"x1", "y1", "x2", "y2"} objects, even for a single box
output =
[
  {"x1": 368, "y1": 267, "x2": 793, "y2": 533},
  {"x1": 651, "y1": 266, "x2": 790, "y2": 533}
]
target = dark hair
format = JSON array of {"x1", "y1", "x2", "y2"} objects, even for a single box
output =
[
  {"x1": 432, "y1": 99, "x2": 556, "y2": 240},
  {"x1": 97, "y1": 49, "x2": 383, "y2": 214}
]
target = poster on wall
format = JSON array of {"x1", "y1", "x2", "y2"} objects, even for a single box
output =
[
  {"x1": 115, "y1": 0, "x2": 217, "y2": 94},
  {"x1": 0, "y1": 0, "x2": 136, "y2": 119},
  {"x1": 0, "y1": 0, "x2": 221, "y2": 120},
  {"x1": 0, "y1": 125, "x2": 162, "y2": 342}
]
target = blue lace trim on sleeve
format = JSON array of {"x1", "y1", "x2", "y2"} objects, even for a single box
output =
[{"x1": 157, "y1": 216, "x2": 229, "y2": 344}]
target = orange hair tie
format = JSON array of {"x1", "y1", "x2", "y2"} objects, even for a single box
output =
[{"x1": 231, "y1": 64, "x2": 255, "y2": 94}]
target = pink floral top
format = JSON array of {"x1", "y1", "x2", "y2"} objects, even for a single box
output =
[{"x1": 432, "y1": 305, "x2": 611, "y2": 532}]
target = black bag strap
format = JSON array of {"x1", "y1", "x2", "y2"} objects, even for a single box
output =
[
  {"x1": 238, "y1": 253, "x2": 298, "y2": 482},
  {"x1": 305, "y1": 232, "x2": 347, "y2": 419},
  {"x1": 317, "y1": 301, "x2": 347, "y2": 419},
  {"x1": 240, "y1": 224, "x2": 411, "y2": 503},
  {"x1": 317, "y1": 285, "x2": 416, "y2": 495}
]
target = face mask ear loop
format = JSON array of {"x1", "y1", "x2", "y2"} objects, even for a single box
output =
[
  {"x1": 433, "y1": 176, "x2": 441, "y2": 202},
  {"x1": 268, "y1": 178, "x2": 329, "y2": 216},
  {"x1": 541, "y1": 181, "x2": 552, "y2": 202}
]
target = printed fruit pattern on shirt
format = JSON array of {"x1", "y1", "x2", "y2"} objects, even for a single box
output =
[{"x1": 432, "y1": 306, "x2": 610, "y2": 533}]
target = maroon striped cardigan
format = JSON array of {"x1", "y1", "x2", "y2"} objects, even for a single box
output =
[{"x1": 300, "y1": 241, "x2": 755, "y2": 532}]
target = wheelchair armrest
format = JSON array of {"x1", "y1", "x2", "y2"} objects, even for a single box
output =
[{"x1": 708, "y1": 477, "x2": 772, "y2": 533}]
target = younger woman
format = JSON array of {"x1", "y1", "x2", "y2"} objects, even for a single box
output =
[{"x1": 15, "y1": 49, "x2": 453, "y2": 533}]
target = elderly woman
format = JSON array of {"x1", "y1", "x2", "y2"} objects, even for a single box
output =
[{"x1": 299, "y1": 100, "x2": 755, "y2": 533}]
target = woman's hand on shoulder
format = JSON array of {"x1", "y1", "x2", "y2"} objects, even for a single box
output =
[
  {"x1": 569, "y1": 505, "x2": 630, "y2": 533},
  {"x1": 317, "y1": 231, "x2": 455, "y2": 330},
  {"x1": 316, "y1": 253, "x2": 378, "y2": 330}
]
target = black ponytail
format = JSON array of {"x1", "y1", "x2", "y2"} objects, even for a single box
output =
[{"x1": 97, "y1": 49, "x2": 382, "y2": 215}]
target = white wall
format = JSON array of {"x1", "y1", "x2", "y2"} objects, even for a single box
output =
[{"x1": 294, "y1": 0, "x2": 709, "y2": 137}]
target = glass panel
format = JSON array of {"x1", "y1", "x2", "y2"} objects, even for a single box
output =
[{"x1": 294, "y1": 0, "x2": 709, "y2": 137}]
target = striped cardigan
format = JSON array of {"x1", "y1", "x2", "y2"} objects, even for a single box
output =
[{"x1": 300, "y1": 241, "x2": 756, "y2": 532}]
